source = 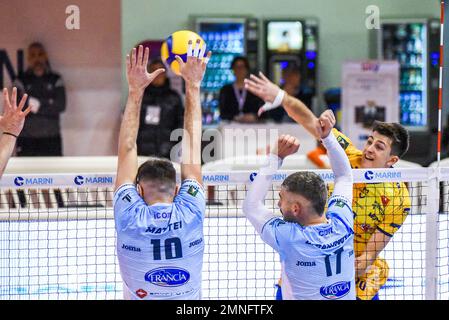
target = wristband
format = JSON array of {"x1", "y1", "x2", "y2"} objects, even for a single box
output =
[
  {"x1": 3, "y1": 132, "x2": 18, "y2": 138},
  {"x1": 257, "y1": 90, "x2": 285, "y2": 116}
]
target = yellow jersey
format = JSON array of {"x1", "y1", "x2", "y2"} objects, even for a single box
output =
[{"x1": 331, "y1": 129, "x2": 411, "y2": 299}]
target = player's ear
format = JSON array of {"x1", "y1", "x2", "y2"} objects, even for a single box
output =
[
  {"x1": 137, "y1": 183, "x2": 144, "y2": 198},
  {"x1": 386, "y1": 155, "x2": 399, "y2": 167},
  {"x1": 174, "y1": 185, "x2": 179, "y2": 196}
]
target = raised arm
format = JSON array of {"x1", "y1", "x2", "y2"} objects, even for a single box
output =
[
  {"x1": 318, "y1": 110, "x2": 353, "y2": 201},
  {"x1": 115, "y1": 45, "x2": 164, "y2": 191},
  {"x1": 175, "y1": 40, "x2": 211, "y2": 185},
  {"x1": 0, "y1": 88, "x2": 31, "y2": 178},
  {"x1": 242, "y1": 134, "x2": 300, "y2": 234},
  {"x1": 244, "y1": 72, "x2": 320, "y2": 139}
]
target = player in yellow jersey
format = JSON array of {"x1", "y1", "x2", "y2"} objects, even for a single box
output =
[{"x1": 244, "y1": 72, "x2": 411, "y2": 300}]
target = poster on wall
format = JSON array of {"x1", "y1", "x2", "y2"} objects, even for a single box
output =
[{"x1": 341, "y1": 60, "x2": 399, "y2": 149}]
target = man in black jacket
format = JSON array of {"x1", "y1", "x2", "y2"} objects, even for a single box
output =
[
  {"x1": 137, "y1": 58, "x2": 184, "y2": 158},
  {"x1": 14, "y1": 42, "x2": 66, "y2": 156}
]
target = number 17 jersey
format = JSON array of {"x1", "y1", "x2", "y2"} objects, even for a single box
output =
[
  {"x1": 113, "y1": 179, "x2": 206, "y2": 300},
  {"x1": 262, "y1": 195, "x2": 356, "y2": 300}
]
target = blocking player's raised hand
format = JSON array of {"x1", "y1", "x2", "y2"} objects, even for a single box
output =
[
  {"x1": 317, "y1": 109, "x2": 336, "y2": 139},
  {"x1": 175, "y1": 40, "x2": 211, "y2": 87},
  {"x1": 126, "y1": 45, "x2": 165, "y2": 93},
  {"x1": 271, "y1": 134, "x2": 300, "y2": 160},
  {"x1": 0, "y1": 87, "x2": 31, "y2": 137}
]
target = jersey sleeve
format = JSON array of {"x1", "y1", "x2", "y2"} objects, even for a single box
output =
[
  {"x1": 376, "y1": 183, "x2": 411, "y2": 237},
  {"x1": 173, "y1": 179, "x2": 206, "y2": 220},
  {"x1": 113, "y1": 183, "x2": 147, "y2": 229},
  {"x1": 332, "y1": 128, "x2": 361, "y2": 158}
]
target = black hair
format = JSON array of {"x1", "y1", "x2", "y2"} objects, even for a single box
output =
[
  {"x1": 135, "y1": 158, "x2": 176, "y2": 193},
  {"x1": 372, "y1": 122, "x2": 410, "y2": 158},
  {"x1": 281, "y1": 172, "x2": 327, "y2": 216},
  {"x1": 230, "y1": 56, "x2": 250, "y2": 70}
]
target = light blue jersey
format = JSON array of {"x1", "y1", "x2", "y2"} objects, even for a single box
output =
[
  {"x1": 242, "y1": 133, "x2": 355, "y2": 300},
  {"x1": 261, "y1": 195, "x2": 355, "y2": 300},
  {"x1": 113, "y1": 179, "x2": 205, "y2": 300}
]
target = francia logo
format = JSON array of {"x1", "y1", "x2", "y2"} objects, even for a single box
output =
[
  {"x1": 74, "y1": 175, "x2": 84, "y2": 185},
  {"x1": 249, "y1": 172, "x2": 257, "y2": 182},
  {"x1": 14, "y1": 177, "x2": 24, "y2": 186},
  {"x1": 364, "y1": 170, "x2": 374, "y2": 180},
  {"x1": 320, "y1": 281, "x2": 351, "y2": 299},
  {"x1": 145, "y1": 267, "x2": 190, "y2": 287}
]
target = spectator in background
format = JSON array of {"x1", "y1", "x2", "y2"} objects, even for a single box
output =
[
  {"x1": 14, "y1": 42, "x2": 66, "y2": 156},
  {"x1": 219, "y1": 56, "x2": 263, "y2": 123},
  {"x1": 136, "y1": 58, "x2": 183, "y2": 158},
  {"x1": 265, "y1": 64, "x2": 313, "y2": 123}
]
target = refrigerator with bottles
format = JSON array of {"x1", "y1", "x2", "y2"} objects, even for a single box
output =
[
  {"x1": 193, "y1": 16, "x2": 259, "y2": 126},
  {"x1": 378, "y1": 19, "x2": 440, "y2": 164}
]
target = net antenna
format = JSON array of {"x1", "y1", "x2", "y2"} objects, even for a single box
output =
[{"x1": 438, "y1": 1, "x2": 445, "y2": 166}]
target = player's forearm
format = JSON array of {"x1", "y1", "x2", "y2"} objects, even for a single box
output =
[
  {"x1": 0, "y1": 134, "x2": 17, "y2": 177},
  {"x1": 282, "y1": 94, "x2": 320, "y2": 139},
  {"x1": 118, "y1": 89, "x2": 143, "y2": 153},
  {"x1": 322, "y1": 134, "x2": 352, "y2": 183},
  {"x1": 242, "y1": 154, "x2": 281, "y2": 233},
  {"x1": 181, "y1": 84, "x2": 202, "y2": 169}
]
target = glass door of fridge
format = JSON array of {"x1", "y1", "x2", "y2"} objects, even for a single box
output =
[{"x1": 380, "y1": 20, "x2": 428, "y2": 131}]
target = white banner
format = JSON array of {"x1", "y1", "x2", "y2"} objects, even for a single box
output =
[{"x1": 342, "y1": 60, "x2": 400, "y2": 149}]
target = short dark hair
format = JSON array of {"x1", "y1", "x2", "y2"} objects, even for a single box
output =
[
  {"x1": 281, "y1": 172, "x2": 327, "y2": 216},
  {"x1": 149, "y1": 57, "x2": 164, "y2": 68},
  {"x1": 135, "y1": 158, "x2": 176, "y2": 193},
  {"x1": 28, "y1": 42, "x2": 46, "y2": 52},
  {"x1": 230, "y1": 56, "x2": 250, "y2": 70},
  {"x1": 372, "y1": 122, "x2": 409, "y2": 158}
]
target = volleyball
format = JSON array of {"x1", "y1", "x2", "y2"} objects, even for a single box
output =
[{"x1": 161, "y1": 30, "x2": 206, "y2": 75}]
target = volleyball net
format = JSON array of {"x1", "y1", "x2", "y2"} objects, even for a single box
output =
[{"x1": 0, "y1": 168, "x2": 448, "y2": 300}]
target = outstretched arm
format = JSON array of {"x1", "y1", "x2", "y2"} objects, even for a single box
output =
[
  {"x1": 0, "y1": 88, "x2": 31, "y2": 177},
  {"x1": 115, "y1": 45, "x2": 164, "y2": 191},
  {"x1": 175, "y1": 40, "x2": 211, "y2": 185},
  {"x1": 242, "y1": 135, "x2": 300, "y2": 233},
  {"x1": 244, "y1": 72, "x2": 320, "y2": 139},
  {"x1": 318, "y1": 110, "x2": 353, "y2": 201}
]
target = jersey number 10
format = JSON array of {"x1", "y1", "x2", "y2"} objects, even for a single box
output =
[{"x1": 151, "y1": 237, "x2": 183, "y2": 260}]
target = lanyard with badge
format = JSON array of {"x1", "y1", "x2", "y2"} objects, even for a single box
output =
[{"x1": 232, "y1": 83, "x2": 247, "y2": 114}]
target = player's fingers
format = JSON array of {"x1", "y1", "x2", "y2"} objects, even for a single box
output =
[
  {"x1": 17, "y1": 93, "x2": 28, "y2": 111},
  {"x1": 187, "y1": 40, "x2": 193, "y2": 58},
  {"x1": 21, "y1": 104, "x2": 32, "y2": 117},
  {"x1": 11, "y1": 87, "x2": 17, "y2": 108},
  {"x1": 203, "y1": 51, "x2": 212, "y2": 65},
  {"x1": 258, "y1": 71, "x2": 270, "y2": 83},
  {"x1": 138, "y1": 45, "x2": 146, "y2": 66},
  {"x1": 130, "y1": 47, "x2": 137, "y2": 68},
  {"x1": 126, "y1": 54, "x2": 131, "y2": 73},
  {"x1": 199, "y1": 42, "x2": 206, "y2": 59},
  {"x1": 250, "y1": 74, "x2": 265, "y2": 86},
  {"x1": 244, "y1": 80, "x2": 261, "y2": 94},
  {"x1": 151, "y1": 68, "x2": 165, "y2": 79},
  {"x1": 193, "y1": 39, "x2": 200, "y2": 58},
  {"x1": 143, "y1": 47, "x2": 150, "y2": 68},
  {"x1": 3, "y1": 88, "x2": 11, "y2": 110},
  {"x1": 174, "y1": 56, "x2": 184, "y2": 70}
]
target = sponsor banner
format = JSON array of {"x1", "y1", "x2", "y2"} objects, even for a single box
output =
[
  {"x1": 0, "y1": 168, "x2": 434, "y2": 188},
  {"x1": 0, "y1": 173, "x2": 115, "y2": 188},
  {"x1": 342, "y1": 60, "x2": 399, "y2": 149}
]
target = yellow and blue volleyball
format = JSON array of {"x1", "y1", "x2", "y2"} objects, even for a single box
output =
[{"x1": 161, "y1": 30, "x2": 206, "y2": 75}]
